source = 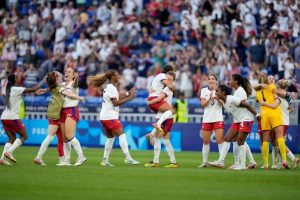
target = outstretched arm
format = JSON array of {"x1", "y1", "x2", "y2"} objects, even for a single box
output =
[
  {"x1": 62, "y1": 90, "x2": 84, "y2": 102},
  {"x1": 24, "y1": 77, "x2": 46, "y2": 93}
]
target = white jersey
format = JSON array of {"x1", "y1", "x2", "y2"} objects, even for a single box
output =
[
  {"x1": 279, "y1": 97, "x2": 289, "y2": 125},
  {"x1": 233, "y1": 86, "x2": 247, "y2": 122},
  {"x1": 155, "y1": 87, "x2": 173, "y2": 119},
  {"x1": 100, "y1": 84, "x2": 119, "y2": 120},
  {"x1": 149, "y1": 73, "x2": 166, "y2": 97},
  {"x1": 62, "y1": 81, "x2": 79, "y2": 108},
  {"x1": 200, "y1": 87, "x2": 223, "y2": 123},
  {"x1": 1, "y1": 86, "x2": 25, "y2": 120},
  {"x1": 224, "y1": 95, "x2": 253, "y2": 122}
]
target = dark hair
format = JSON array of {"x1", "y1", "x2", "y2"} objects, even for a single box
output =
[
  {"x1": 232, "y1": 74, "x2": 252, "y2": 97},
  {"x1": 88, "y1": 69, "x2": 116, "y2": 87},
  {"x1": 218, "y1": 85, "x2": 231, "y2": 95},
  {"x1": 46, "y1": 72, "x2": 57, "y2": 90},
  {"x1": 5, "y1": 74, "x2": 16, "y2": 110},
  {"x1": 162, "y1": 64, "x2": 174, "y2": 73},
  {"x1": 166, "y1": 71, "x2": 175, "y2": 80}
]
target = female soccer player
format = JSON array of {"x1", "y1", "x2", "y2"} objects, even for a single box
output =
[
  {"x1": 88, "y1": 69, "x2": 139, "y2": 167},
  {"x1": 58, "y1": 67, "x2": 86, "y2": 166},
  {"x1": 145, "y1": 72, "x2": 178, "y2": 168},
  {"x1": 227, "y1": 74, "x2": 257, "y2": 169},
  {"x1": 198, "y1": 73, "x2": 224, "y2": 168},
  {"x1": 255, "y1": 74, "x2": 289, "y2": 169},
  {"x1": 259, "y1": 79, "x2": 299, "y2": 169},
  {"x1": 147, "y1": 65, "x2": 175, "y2": 135},
  {"x1": 208, "y1": 85, "x2": 259, "y2": 170},
  {"x1": 33, "y1": 71, "x2": 84, "y2": 166},
  {"x1": 0, "y1": 73, "x2": 45, "y2": 165}
]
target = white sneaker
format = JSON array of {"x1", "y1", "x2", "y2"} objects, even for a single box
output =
[
  {"x1": 228, "y1": 163, "x2": 240, "y2": 170},
  {"x1": 101, "y1": 161, "x2": 114, "y2": 167},
  {"x1": 74, "y1": 156, "x2": 87, "y2": 166},
  {"x1": 232, "y1": 166, "x2": 242, "y2": 170},
  {"x1": 56, "y1": 157, "x2": 65, "y2": 165},
  {"x1": 124, "y1": 159, "x2": 140, "y2": 165},
  {"x1": 33, "y1": 158, "x2": 46, "y2": 166},
  {"x1": 0, "y1": 158, "x2": 11, "y2": 166},
  {"x1": 208, "y1": 160, "x2": 225, "y2": 168},
  {"x1": 247, "y1": 162, "x2": 257, "y2": 169},
  {"x1": 4, "y1": 152, "x2": 17, "y2": 163},
  {"x1": 198, "y1": 162, "x2": 208, "y2": 168}
]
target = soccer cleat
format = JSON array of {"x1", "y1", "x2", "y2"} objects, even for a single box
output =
[
  {"x1": 33, "y1": 158, "x2": 46, "y2": 166},
  {"x1": 282, "y1": 160, "x2": 290, "y2": 169},
  {"x1": 228, "y1": 163, "x2": 240, "y2": 170},
  {"x1": 56, "y1": 161, "x2": 72, "y2": 166},
  {"x1": 247, "y1": 162, "x2": 257, "y2": 169},
  {"x1": 4, "y1": 152, "x2": 16, "y2": 163},
  {"x1": 152, "y1": 123, "x2": 164, "y2": 136},
  {"x1": 56, "y1": 157, "x2": 65, "y2": 166},
  {"x1": 125, "y1": 159, "x2": 140, "y2": 165},
  {"x1": 164, "y1": 163, "x2": 179, "y2": 168},
  {"x1": 208, "y1": 160, "x2": 225, "y2": 168},
  {"x1": 293, "y1": 157, "x2": 299, "y2": 169},
  {"x1": 74, "y1": 156, "x2": 87, "y2": 166},
  {"x1": 271, "y1": 164, "x2": 278, "y2": 170},
  {"x1": 198, "y1": 162, "x2": 208, "y2": 168},
  {"x1": 146, "y1": 133, "x2": 154, "y2": 146},
  {"x1": 0, "y1": 158, "x2": 11, "y2": 166},
  {"x1": 101, "y1": 161, "x2": 114, "y2": 167},
  {"x1": 263, "y1": 165, "x2": 269, "y2": 170},
  {"x1": 145, "y1": 161, "x2": 160, "y2": 168}
]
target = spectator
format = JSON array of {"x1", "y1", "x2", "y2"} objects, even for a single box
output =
[
  {"x1": 248, "y1": 37, "x2": 266, "y2": 72},
  {"x1": 38, "y1": 56, "x2": 56, "y2": 80},
  {"x1": 24, "y1": 63, "x2": 38, "y2": 88},
  {"x1": 53, "y1": 21, "x2": 67, "y2": 54}
]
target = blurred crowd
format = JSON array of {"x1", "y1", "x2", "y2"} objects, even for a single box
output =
[{"x1": 0, "y1": 0, "x2": 300, "y2": 98}]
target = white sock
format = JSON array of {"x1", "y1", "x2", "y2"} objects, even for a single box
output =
[
  {"x1": 245, "y1": 142, "x2": 255, "y2": 164},
  {"x1": 218, "y1": 142, "x2": 224, "y2": 155},
  {"x1": 202, "y1": 144, "x2": 210, "y2": 163},
  {"x1": 238, "y1": 145, "x2": 246, "y2": 169},
  {"x1": 157, "y1": 110, "x2": 172, "y2": 127},
  {"x1": 1, "y1": 143, "x2": 12, "y2": 158},
  {"x1": 153, "y1": 137, "x2": 161, "y2": 163},
  {"x1": 103, "y1": 137, "x2": 115, "y2": 162},
  {"x1": 272, "y1": 147, "x2": 278, "y2": 165},
  {"x1": 119, "y1": 134, "x2": 132, "y2": 160},
  {"x1": 63, "y1": 142, "x2": 72, "y2": 163},
  {"x1": 163, "y1": 139, "x2": 176, "y2": 163},
  {"x1": 8, "y1": 138, "x2": 22, "y2": 154},
  {"x1": 233, "y1": 142, "x2": 239, "y2": 165},
  {"x1": 219, "y1": 142, "x2": 230, "y2": 162},
  {"x1": 150, "y1": 128, "x2": 156, "y2": 137},
  {"x1": 287, "y1": 150, "x2": 295, "y2": 161},
  {"x1": 36, "y1": 135, "x2": 54, "y2": 159},
  {"x1": 70, "y1": 137, "x2": 84, "y2": 159}
]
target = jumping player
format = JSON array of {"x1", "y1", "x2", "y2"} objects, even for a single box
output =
[
  {"x1": 33, "y1": 71, "x2": 84, "y2": 166},
  {"x1": 145, "y1": 71, "x2": 178, "y2": 168},
  {"x1": 88, "y1": 69, "x2": 140, "y2": 167},
  {"x1": 0, "y1": 73, "x2": 45, "y2": 165}
]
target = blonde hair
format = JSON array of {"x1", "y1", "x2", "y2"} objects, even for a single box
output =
[{"x1": 88, "y1": 69, "x2": 116, "y2": 87}]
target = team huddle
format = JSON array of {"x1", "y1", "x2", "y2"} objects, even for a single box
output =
[{"x1": 0, "y1": 65, "x2": 299, "y2": 169}]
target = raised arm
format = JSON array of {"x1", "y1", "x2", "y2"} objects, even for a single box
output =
[
  {"x1": 24, "y1": 77, "x2": 46, "y2": 94},
  {"x1": 111, "y1": 88, "x2": 135, "y2": 107},
  {"x1": 200, "y1": 92, "x2": 213, "y2": 107}
]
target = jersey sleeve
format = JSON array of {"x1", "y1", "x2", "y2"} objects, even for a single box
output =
[
  {"x1": 13, "y1": 87, "x2": 26, "y2": 95},
  {"x1": 268, "y1": 84, "x2": 276, "y2": 92},
  {"x1": 107, "y1": 85, "x2": 118, "y2": 99},
  {"x1": 200, "y1": 88, "x2": 207, "y2": 99},
  {"x1": 230, "y1": 96, "x2": 242, "y2": 107}
]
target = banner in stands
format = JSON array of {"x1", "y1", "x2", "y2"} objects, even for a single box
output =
[{"x1": 1, "y1": 120, "x2": 299, "y2": 153}]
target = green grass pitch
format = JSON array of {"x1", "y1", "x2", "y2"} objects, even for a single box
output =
[{"x1": 0, "y1": 146, "x2": 299, "y2": 200}]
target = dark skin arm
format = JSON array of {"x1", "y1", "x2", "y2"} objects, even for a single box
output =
[
  {"x1": 111, "y1": 88, "x2": 135, "y2": 107},
  {"x1": 239, "y1": 101, "x2": 260, "y2": 121},
  {"x1": 24, "y1": 77, "x2": 46, "y2": 94}
]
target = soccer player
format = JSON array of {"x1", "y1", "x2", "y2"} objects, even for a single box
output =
[
  {"x1": 226, "y1": 74, "x2": 257, "y2": 169},
  {"x1": 33, "y1": 71, "x2": 84, "y2": 166},
  {"x1": 258, "y1": 79, "x2": 299, "y2": 169},
  {"x1": 145, "y1": 72, "x2": 178, "y2": 168},
  {"x1": 208, "y1": 85, "x2": 259, "y2": 170},
  {"x1": 198, "y1": 73, "x2": 224, "y2": 168},
  {"x1": 58, "y1": 67, "x2": 86, "y2": 166},
  {"x1": 0, "y1": 73, "x2": 45, "y2": 165},
  {"x1": 147, "y1": 65, "x2": 176, "y2": 136},
  {"x1": 255, "y1": 74, "x2": 289, "y2": 169},
  {"x1": 88, "y1": 69, "x2": 140, "y2": 167}
]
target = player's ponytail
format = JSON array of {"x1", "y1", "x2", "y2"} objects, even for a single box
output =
[
  {"x1": 5, "y1": 74, "x2": 16, "y2": 110},
  {"x1": 46, "y1": 72, "x2": 57, "y2": 90},
  {"x1": 232, "y1": 74, "x2": 252, "y2": 97},
  {"x1": 88, "y1": 69, "x2": 116, "y2": 87}
]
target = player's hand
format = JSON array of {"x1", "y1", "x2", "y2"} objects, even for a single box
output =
[
  {"x1": 79, "y1": 97, "x2": 85, "y2": 103},
  {"x1": 35, "y1": 89, "x2": 47, "y2": 95}
]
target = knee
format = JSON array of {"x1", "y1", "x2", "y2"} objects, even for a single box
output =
[
  {"x1": 224, "y1": 136, "x2": 231, "y2": 142},
  {"x1": 237, "y1": 138, "x2": 244, "y2": 146},
  {"x1": 203, "y1": 139, "x2": 210, "y2": 145},
  {"x1": 216, "y1": 138, "x2": 224, "y2": 144}
]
